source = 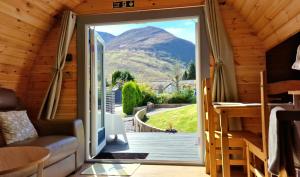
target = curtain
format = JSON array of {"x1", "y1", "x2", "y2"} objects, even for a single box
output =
[
  {"x1": 204, "y1": 0, "x2": 238, "y2": 102},
  {"x1": 204, "y1": 0, "x2": 241, "y2": 131},
  {"x1": 37, "y1": 10, "x2": 76, "y2": 120}
]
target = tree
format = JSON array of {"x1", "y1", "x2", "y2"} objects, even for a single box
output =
[
  {"x1": 182, "y1": 71, "x2": 188, "y2": 80},
  {"x1": 170, "y1": 62, "x2": 183, "y2": 92},
  {"x1": 112, "y1": 70, "x2": 135, "y2": 86},
  {"x1": 187, "y1": 63, "x2": 196, "y2": 80}
]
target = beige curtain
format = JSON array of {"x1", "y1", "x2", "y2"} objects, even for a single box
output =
[
  {"x1": 204, "y1": 0, "x2": 241, "y2": 130},
  {"x1": 204, "y1": 0, "x2": 238, "y2": 102},
  {"x1": 37, "y1": 11, "x2": 76, "y2": 120}
]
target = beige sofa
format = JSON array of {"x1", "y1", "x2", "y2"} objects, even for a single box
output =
[{"x1": 0, "y1": 88, "x2": 84, "y2": 177}]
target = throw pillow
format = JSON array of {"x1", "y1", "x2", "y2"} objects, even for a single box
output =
[{"x1": 0, "y1": 111, "x2": 38, "y2": 144}]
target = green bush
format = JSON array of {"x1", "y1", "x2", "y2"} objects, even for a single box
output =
[
  {"x1": 156, "y1": 93, "x2": 170, "y2": 104},
  {"x1": 155, "y1": 88, "x2": 196, "y2": 104},
  {"x1": 167, "y1": 88, "x2": 196, "y2": 104},
  {"x1": 139, "y1": 84, "x2": 159, "y2": 105},
  {"x1": 122, "y1": 81, "x2": 142, "y2": 115},
  {"x1": 135, "y1": 84, "x2": 143, "y2": 106}
]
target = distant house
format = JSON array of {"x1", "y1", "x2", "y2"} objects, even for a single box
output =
[{"x1": 147, "y1": 80, "x2": 196, "y2": 94}]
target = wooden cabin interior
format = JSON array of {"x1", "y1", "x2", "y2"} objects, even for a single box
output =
[{"x1": 0, "y1": 0, "x2": 300, "y2": 177}]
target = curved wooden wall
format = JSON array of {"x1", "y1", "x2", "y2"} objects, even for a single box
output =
[
  {"x1": 26, "y1": 23, "x2": 77, "y2": 119},
  {"x1": 0, "y1": 0, "x2": 82, "y2": 106},
  {"x1": 0, "y1": 0, "x2": 299, "y2": 120}
]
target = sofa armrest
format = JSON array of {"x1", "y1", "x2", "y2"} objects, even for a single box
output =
[{"x1": 33, "y1": 119, "x2": 85, "y2": 168}]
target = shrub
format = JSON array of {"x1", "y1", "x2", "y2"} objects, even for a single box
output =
[
  {"x1": 135, "y1": 84, "x2": 143, "y2": 106},
  {"x1": 156, "y1": 88, "x2": 196, "y2": 104},
  {"x1": 167, "y1": 88, "x2": 196, "y2": 104},
  {"x1": 139, "y1": 84, "x2": 159, "y2": 105},
  {"x1": 122, "y1": 81, "x2": 142, "y2": 115},
  {"x1": 156, "y1": 93, "x2": 170, "y2": 104}
]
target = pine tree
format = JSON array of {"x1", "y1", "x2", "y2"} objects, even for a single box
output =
[{"x1": 187, "y1": 63, "x2": 196, "y2": 80}]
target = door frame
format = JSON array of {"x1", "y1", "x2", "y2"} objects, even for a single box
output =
[{"x1": 77, "y1": 6, "x2": 210, "y2": 164}]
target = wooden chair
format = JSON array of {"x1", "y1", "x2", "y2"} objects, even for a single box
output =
[
  {"x1": 245, "y1": 71, "x2": 270, "y2": 177},
  {"x1": 203, "y1": 79, "x2": 260, "y2": 177},
  {"x1": 245, "y1": 71, "x2": 300, "y2": 177}
]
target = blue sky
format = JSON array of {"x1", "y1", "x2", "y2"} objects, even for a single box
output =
[{"x1": 95, "y1": 18, "x2": 197, "y2": 44}]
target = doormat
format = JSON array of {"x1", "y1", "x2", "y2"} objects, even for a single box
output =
[
  {"x1": 81, "y1": 163, "x2": 140, "y2": 176},
  {"x1": 94, "y1": 152, "x2": 148, "y2": 159}
]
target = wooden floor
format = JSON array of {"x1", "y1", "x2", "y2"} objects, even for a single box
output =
[
  {"x1": 70, "y1": 164, "x2": 210, "y2": 177},
  {"x1": 71, "y1": 164, "x2": 246, "y2": 177},
  {"x1": 101, "y1": 132, "x2": 200, "y2": 162}
]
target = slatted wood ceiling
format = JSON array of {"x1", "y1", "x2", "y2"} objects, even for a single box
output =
[
  {"x1": 0, "y1": 0, "x2": 83, "y2": 108},
  {"x1": 0, "y1": 0, "x2": 299, "y2": 120}
]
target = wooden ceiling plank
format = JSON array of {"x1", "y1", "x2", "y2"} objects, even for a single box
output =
[
  {"x1": 246, "y1": 0, "x2": 269, "y2": 25},
  {"x1": 226, "y1": 0, "x2": 235, "y2": 6},
  {"x1": 232, "y1": 0, "x2": 246, "y2": 12},
  {"x1": 2, "y1": 0, "x2": 55, "y2": 27},
  {"x1": 240, "y1": 0, "x2": 259, "y2": 20},
  {"x1": 75, "y1": 0, "x2": 204, "y2": 14},
  {"x1": 0, "y1": 34, "x2": 40, "y2": 53},
  {"x1": 0, "y1": 23, "x2": 44, "y2": 45},
  {"x1": 0, "y1": 12, "x2": 47, "y2": 37},
  {"x1": 252, "y1": 0, "x2": 292, "y2": 32},
  {"x1": 258, "y1": 0, "x2": 300, "y2": 40},
  {"x1": 30, "y1": 0, "x2": 60, "y2": 16},
  {"x1": 6, "y1": 0, "x2": 53, "y2": 20},
  {"x1": 0, "y1": 1, "x2": 52, "y2": 31},
  {"x1": 59, "y1": 0, "x2": 82, "y2": 8},
  {"x1": 0, "y1": 54, "x2": 33, "y2": 68}
]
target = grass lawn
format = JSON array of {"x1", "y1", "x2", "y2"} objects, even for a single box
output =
[{"x1": 146, "y1": 104, "x2": 198, "y2": 133}]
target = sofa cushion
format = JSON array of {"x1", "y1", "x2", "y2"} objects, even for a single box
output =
[
  {"x1": 8, "y1": 136, "x2": 79, "y2": 167},
  {"x1": 0, "y1": 129, "x2": 5, "y2": 147},
  {"x1": 0, "y1": 111, "x2": 38, "y2": 144}
]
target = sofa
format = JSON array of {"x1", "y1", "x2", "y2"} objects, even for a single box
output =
[{"x1": 0, "y1": 88, "x2": 84, "y2": 177}]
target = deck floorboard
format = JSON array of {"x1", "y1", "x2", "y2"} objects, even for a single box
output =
[{"x1": 101, "y1": 132, "x2": 201, "y2": 162}]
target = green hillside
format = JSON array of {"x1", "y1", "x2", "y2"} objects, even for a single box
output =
[{"x1": 104, "y1": 50, "x2": 185, "y2": 83}]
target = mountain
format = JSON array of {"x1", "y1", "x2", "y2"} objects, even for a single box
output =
[
  {"x1": 97, "y1": 32, "x2": 116, "y2": 43},
  {"x1": 97, "y1": 26, "x2": 195, "y2": 82},
  {"x1": 101, "y1": 26, "x2": 195, "y2": 64},
  {"x1": 104, "y1": 50, "x2": 176, "y2": 82}
]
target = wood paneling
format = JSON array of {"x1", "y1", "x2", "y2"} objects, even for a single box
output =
[
  {"x1": 220, "y1": 4, "x2": 266, "y2": 133},
  {"x1": 26, "y1": 23, "x2": 77, "y2": 119},
  {"x1": 229, "y1": 0, "x2": 300, "y2": 50},
  {"x1": 74, "y1": 0, "x2": 204, "y2": 14},
  {"x1": 0, "y1": 0, "x2": 83, "y2": 108},
  {"x1": 0, "y1": 0, "x2": 298, "y2": 122}
]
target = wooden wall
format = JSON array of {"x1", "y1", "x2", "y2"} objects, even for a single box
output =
[
  {"x1": 74, "y1": 0, "x2": 204, "y2": 14},
  {"x1": 26, "y1": 24, "x2": 77, "y2": 119},
  {"x1": 0, "y1": 0, "x2": 299, "y2": 121},
  {"x1": 220, "y1": 4, "x2": 266, "y2": 133},
  {"x1": 0, "y1": 0, "x2": 83, "y2": 106}
]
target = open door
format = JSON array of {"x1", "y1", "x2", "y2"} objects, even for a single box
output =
[{"x1": 89, "y1": 27, "x2": 106, "y2": 157}]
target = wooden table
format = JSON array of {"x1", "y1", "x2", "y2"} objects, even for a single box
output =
[
  {"x1": 0, "y1": 146, "x2": 50, "y2": 177},
  {"x1": 288, "y1": 90, "x2": 300, "y2": 109},
  {"x1": 213, "y1": 103, "x2": 261, "y2": 177}
]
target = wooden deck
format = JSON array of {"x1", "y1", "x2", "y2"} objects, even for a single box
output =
[{"x1": 100, "y1": 132, "x2": 201, "y2": 162}]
